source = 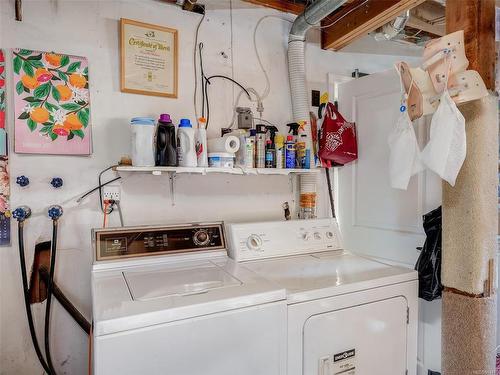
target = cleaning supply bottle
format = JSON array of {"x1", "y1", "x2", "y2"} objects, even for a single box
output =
[
  {"x1": 131, "y1": 117, "x2": 156, "y2": 167},
  {"x1": 196, "y1": 124, "x2": 208, "y2": 167},
  {"x1": 275, "y1": 134, "x2": 285, "y2": 169},
  {"x1": 255, "y1": 124, "x2": 267, "y2": 168},
  {"x1": 245, "y1": 129, "x2": 256, "y2": 168},
  {"x1": 155, "y1": 114, "x2": 177, "y2": 166},
  {"x1": 285, "y1": 135, "x2": 296, "y2": 169},
  {"x1": 177, "y1": 119, "x2": 197, "y2": 167},
  {"x1": 265, "y1": 139, "x2": 275, "y2": 168}
]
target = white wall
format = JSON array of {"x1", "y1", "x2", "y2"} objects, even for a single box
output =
[{"x1": 0, "y1": 1, "x2": 419, "y2": 374}]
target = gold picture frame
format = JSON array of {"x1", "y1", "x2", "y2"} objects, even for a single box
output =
[{"x1": 120, "y1": 18, "x2": 178, "y2": 98}]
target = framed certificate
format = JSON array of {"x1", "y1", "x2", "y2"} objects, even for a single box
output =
[{"x1": 120, "y1": 18, "x2": 178, "y2": 98}]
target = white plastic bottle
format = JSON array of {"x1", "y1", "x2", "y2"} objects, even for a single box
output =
[
  {"x1": 131, "y1": 117, "x2": 156, "y2": 167},
  {"x1": 177, "y1": 119, "x2": 197, "y2": 167},
  {"x1": 196, "y1": 125, "x2": 208, "y2": 167}
]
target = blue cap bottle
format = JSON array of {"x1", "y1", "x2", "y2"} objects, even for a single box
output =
[{"x1": 179, "y1": 119, "x2": 192, "y2": 128}]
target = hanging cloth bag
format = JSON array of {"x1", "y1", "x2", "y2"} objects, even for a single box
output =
[
  {"x1": 318, "y1": 102, "x2": 358, "y2": 165},
  {"x1": 420, "y1": 56, "x2": 466, "y2": 186},
  {"x1": 387, "y1": 71, "x2": 424, "y2": 190}
]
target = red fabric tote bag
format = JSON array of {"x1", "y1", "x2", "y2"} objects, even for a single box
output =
[{"x1": 318, "y1": 102, "x2": 358, "y2": 165}]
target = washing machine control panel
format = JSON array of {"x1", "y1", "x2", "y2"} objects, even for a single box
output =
[
  {"x1": 226, "y1": 218, "x2": 342, "y2": 261},
  {"x1": 93, "y1": 222, "x2": 225, "y2": 261}
]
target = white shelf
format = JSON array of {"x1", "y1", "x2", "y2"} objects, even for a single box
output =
[{"x1": 114, "y1": 166, "x2": 321, "y2": 176}]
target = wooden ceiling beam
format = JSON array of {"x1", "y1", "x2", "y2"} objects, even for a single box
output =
[
  {"x1": 406, "y1": 14, "x2": 445, "y2": 36},
  {"x1": 242, "y1": 0, "x2": 305, "y2": 15},
  {"x1": 321, "y1": 0, "x2": 426, "y2": 51}
]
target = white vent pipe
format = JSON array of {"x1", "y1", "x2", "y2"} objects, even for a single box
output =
[{"x1": 288, "y1": 0, "x2": 347, "y2": 168}]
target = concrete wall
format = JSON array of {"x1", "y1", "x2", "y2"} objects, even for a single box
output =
[{"x1": 0, "y1": 0, "x2": 419, "y2": 373}]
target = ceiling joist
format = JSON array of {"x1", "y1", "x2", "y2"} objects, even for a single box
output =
[{"x1": 321, "y1": 0, "x2": 426, "y2": 50}]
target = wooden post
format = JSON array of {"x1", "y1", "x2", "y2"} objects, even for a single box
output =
[{"x1": 442, "y1": 1, "x2": 497, "y2": 374}]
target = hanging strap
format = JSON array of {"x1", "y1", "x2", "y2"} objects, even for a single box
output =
[{"x1": 325, "y1": 168, "x2": 335, "y2": 218}]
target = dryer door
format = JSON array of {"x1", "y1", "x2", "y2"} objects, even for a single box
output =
[{"x1": 303, "y1": 296, "x2": 407, "y2": 375}]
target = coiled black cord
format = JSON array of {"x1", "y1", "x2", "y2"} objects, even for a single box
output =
[
  {"x1": 17, "y1": 221, "x2": 52, "y2": 374},
  {"x1": 44, "y1": 220, "x2": 59, "y2": 375}
]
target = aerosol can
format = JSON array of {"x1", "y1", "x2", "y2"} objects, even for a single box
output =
[{"x1": 255, "y1": 124, "x2": 267, "y2": 168}]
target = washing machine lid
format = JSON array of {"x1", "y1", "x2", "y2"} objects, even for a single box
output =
[
  {"x1": 92, "y1": 257, "x2": 286, "y2": 336},
  {"x1": 243, "y1": 250, "x2": 417, "y2": 304},
  {"x1": 124, "y1": 263, "x2": 242, "y2": 301}
]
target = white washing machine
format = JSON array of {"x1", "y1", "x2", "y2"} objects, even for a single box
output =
[
  {"x1": 226, "y1": 218, "x2": 418, "y2": 375},
  {"x1": 91, "y1": 222, "x2": 287, "y2": 375}
]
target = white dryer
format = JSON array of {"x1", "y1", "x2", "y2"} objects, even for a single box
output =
[
  {"x1": 227, "y1": 218, "x2": 418, "y2": 375},
  {"x1": 91, "y1": 222, "x2": 287, "y2": 375}
]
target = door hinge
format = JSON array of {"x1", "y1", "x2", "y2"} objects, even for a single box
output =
[{"x1": 406, "y1": 307, "x2": 409, "y2": 324}]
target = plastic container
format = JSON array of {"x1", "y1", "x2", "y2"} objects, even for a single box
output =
[
  {"x1": 177, "y1": 119, "x2": 197, "y2": 167},
  {"x1": 275, "y1": 134, "x2": 284, "y2": 169},
  {"x1": 245, "y1": 129, "x2": 255, "y2": 168},
  {"x1": 208, "y1": 152, "x2": 235, "y2": 168},
  {"x1": 196, "y1": 126, "x2": 208, "y2": 167},
  {"x1": 131, "y1": 117, "x2": 155, "y2": 167},
  {"x1": 156, "y1": 114, "x2": 177, "y2": 166}
]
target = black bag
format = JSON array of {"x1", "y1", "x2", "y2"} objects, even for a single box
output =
[{"x1": 414, "y1": 206, "x2": 442, "y2": 301}]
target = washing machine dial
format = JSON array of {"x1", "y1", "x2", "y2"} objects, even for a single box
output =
[
  {"x1": 193, "y1": 230, "x2": 210, "y2": 246},
  {"x1": 313, "y1": 232, "x2": 322, "y2": 240},
  {"x1": 246, "y1": 234, "x2": 263, "y2": 251},
  {"x1": 302, "y1": 231, "x2": 312, "y2": 241}
]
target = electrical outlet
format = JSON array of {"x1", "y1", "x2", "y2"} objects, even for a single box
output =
[{"x1": 103, "y1": 185, "x2": 121, "y2": 202}]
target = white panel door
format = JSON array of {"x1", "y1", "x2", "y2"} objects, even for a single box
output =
[
  {"x1": 303, "y1": 297, "x2": 408, "y2": 375},
  {"x1": 337, "y1": 69, "x2": 441, "y2": 266},
  {"x1": 336, "y1": 69, "x2": 442, "y2": 375}
]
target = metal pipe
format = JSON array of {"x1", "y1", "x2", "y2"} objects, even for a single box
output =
[{"x1": 289, "y1": 0, "x2": 347, "y2": 41}]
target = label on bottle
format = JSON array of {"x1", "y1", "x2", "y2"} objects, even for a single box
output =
[{"x1": 285, "y1": 143, "x2": 296, "y2": 169}]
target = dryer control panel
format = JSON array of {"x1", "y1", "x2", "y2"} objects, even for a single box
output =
[
  {"x1": 226, "y1": 218, "x2": 342, "y2": 261},
  {"x1": 93, "y1": 222, "x2": 225, "y2": 262}
]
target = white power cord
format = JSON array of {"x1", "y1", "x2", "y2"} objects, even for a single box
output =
[
  {"x1": 253, "y1": 15, "x2": 293, "y2": 100},
  {"x1": 227, "y1": 15, "x2": 293, "y2": 129}
]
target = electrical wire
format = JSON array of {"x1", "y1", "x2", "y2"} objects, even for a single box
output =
[
  {"x1": 203, "y1": 75, "x2": 251, "y2": 129},
  {"x1": 193, "y1": 12, "x2": 206, "y2": 127},
  {"x1": 253, "y1": 15, "x2": 293, "y2": 100},
  {"x1": 103, "y1": 201, "x2": 109, "y2": 228},
  {"x1": 115, "y1": 201, "x2": 125, "y2": 227},
  {"x1": 98, "y1": 165, "x2": 117, "y2": 214},
  {"x1": 17, "y1": 221, "x2": 52, "y2": 375},
  {"x1": 303, "y1": 0, "x2": 369, "y2": 29},
  {"x1": 44, "y1": 220, "x2": 59, "y2": 375},
  {"x1": 199, "y1": 43, "x2": 206, "y2": 119},
  {"x1": 76, "y1": 177, "x2": 121, "y2": 203}
]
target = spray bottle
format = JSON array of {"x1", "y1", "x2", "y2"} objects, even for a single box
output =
[{"x1": 265, "y1": 126, "x2": 278, "y2": 168}]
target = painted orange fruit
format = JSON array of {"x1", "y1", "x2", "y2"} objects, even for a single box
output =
[
  {"x1": 21, "y1": 75, "x2": 39, "y2": 89},
  {"x1": 69, "y1": 74, "x2": 86, "y2": 88},
  {"x1": 56, "y1": 85, "x2": 72, "y2": 101},
  {"x1": 30, "y1": 107, "x2": 49, "y2": 123},
  {"x1": 63, "y1": 113, "x2": 83, "y2": 131},
  {"x1": 35, "y1": 68, "x2": 52, "y2": 83},
  {"x1": 45, "y1": 53, "x2": 61, "y2": 67},
  {"x1": 53, "y1": 124, "x2": 69, "y2": 136}
]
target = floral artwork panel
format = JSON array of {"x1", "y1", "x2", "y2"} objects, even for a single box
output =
[
  {"x1": 13, "y1": 49, "x2": 92, "y2": 155},
  {"x1": 0, "y1": 49, "x2": 10, "y2": 245}
]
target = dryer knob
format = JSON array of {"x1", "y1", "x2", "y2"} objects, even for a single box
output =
[{"x1": 246, "y1": 234, "x2": 263, "y2": 251}]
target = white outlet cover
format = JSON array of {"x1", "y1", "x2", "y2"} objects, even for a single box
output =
[{"x1": 103, "y1": 185, "x2": 121, "y2": 201}]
